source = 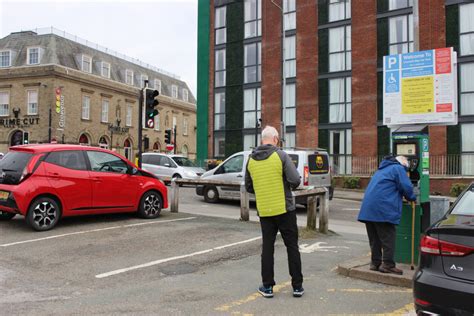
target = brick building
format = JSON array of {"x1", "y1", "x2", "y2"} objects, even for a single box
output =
[
  {"x1": 0, "y1": 29, "x2": 197, "y2": 160},
  {"x1": 197, "y1": 0, "x2": 474, "y2": 193}
]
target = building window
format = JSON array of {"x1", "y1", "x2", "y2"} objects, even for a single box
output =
[
  {"x1": 329, "y1": 25, "x2": 351, "y2": 72},
  {"x1": 0, "y1": 50, "x2": 11, "y2": 67},
  {"x1": 389, "y1": 14, "x2": 413, "y2": 55},
  {"x1": 183, "y1": 118, "x2": 188, "y2": 135},
  {"x1": 0, "y1": 92, "x2": 9, "y2": 116},
  {"x1": 82, "y1": 55, "x2": 92, "y2": 73},
  {"x1": 329, "y1": 77, "x2": 351, "y2": 123},
  {"x1": 243, "y1": 88, "x2": 261, "y2": 129},
  {"x1": 99, "y1": 136, "x2": 109, "y2": 149},
  {"x1": 461, "y1": 123, "x2": 474, "y2": 175},
  {"x1": 215, "y1": 49, "x2": 226, "y2": 87},
  {"x1": 244, "y1": 42, "x2": 261, "y2": 83},
  {"x1": 79, "y1": 133, "x2": 90, "y2": 145},
  {"x1": 214, "y1": 92, "x2": 225, "y2": 130},
  {"x1": 460, "y1": 3, "x2": 474, "y2": 56},
  {"x1": 172, "y1": 85, "x2": 178, "y2": 98},
  {"x1": 183, "y1": 89, "x2": 189, "y2": 102},
  {"x1": 173, "y1": 116, "x2": 177, "y2": 129},
  {"x1": 214, "y1": 134, "x2": 225, "y2": 157},
  {"x1": 244, "y1": 133, "x2": 261, "y2": 151},
  {"x1": 329, "y1": 129, "x2": 352, "y2": 175},
  {"x1": 154, "y1": 79, "x2": 162, "y2": 94},
  {"x1": 460, "y1": 63, "x2": 474, "y2": 116},
  {"x1": 284, "y1": 0, "x2": 296, "y2": 31},
  {"x1": 124, "y1": 139, "x2": 132, "y2": 161},
  {"x1": 140, "y1": 74, "x2": 148, "y2": 88},
  {"x1": 244, "y1": 0, "x2": 262, "y2": 39},
  {"x1": 101, "y1": 62, "x2": 110, "y2": 78},
  {"x1": 388, "y1": 0, "x2": 412, "y2": 11},
  {"x1": 329, "y1": 0, "x2": 351, "y2": 22},
  {"x1": 215, "y1": 6, "x2": 227, "y2": 45},
  {"x1": 126, "y1": 104, "x2": 132, "y2": 127},
  {"x1": 155, "y1": 114, "x2": 160, "y2": 131},
  {"x1": 125, "y1": 69, "x2": 134, "y2": 85},
  {"x1": 181, "y1": 145, "x2": 189, "y2": 157},
  {"x1": 285, "y1": 36, "x2": 296, "y2": 78},
  {"x1": 284, "y1": 84, "x2": 296, "y2": 126},
  {"x1": 27, "y1": 90, "x2": 38, "y2": 115},
  {"x1": 101, "y1": 99, "x2": 109, "y2": 123},
  {"x1": 82, "y1": 95, "x2": 90, "y2": 120},
  {"x1": 27, "y1": 47, "x2": 40, "y2": 65},
  {"x1": 285, "y1": 132, "x2": 296, "y2": 148}
]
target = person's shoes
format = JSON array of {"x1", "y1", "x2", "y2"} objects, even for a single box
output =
[
  {"x1": 369, "y1": 264, "x2": 380, "y2": 271},
  {"x1": 293, "y1": 287, "x2": 304, "y2": 297},
  {"x1": 379, "y1": 265, "x2": 403, "y2": 275},
  {"x1": 258, "y1": 285, "x2": 274, "y2": 298}
]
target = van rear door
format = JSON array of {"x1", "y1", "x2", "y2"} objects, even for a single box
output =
[{"x1": 307, "y1": 153, "x2": 331, "y2": 188}]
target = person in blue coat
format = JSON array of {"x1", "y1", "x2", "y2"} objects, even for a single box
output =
[{"x1": 358, "y1": 155, "x2": 416, "y2": 275}]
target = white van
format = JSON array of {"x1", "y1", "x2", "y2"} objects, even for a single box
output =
[{"x1": 195, "y1": 149, "x2": 333, "y2": 204}]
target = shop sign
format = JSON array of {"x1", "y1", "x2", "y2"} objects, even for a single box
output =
[
  {"x1": 0, "y1": 117, "x2": 40, "y2": 128},
  {"x1": 56, "y1": 88, "x2": 66, "y2": 129}
]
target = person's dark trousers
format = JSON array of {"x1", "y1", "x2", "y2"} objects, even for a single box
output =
[
  {"x1": 365, "y1": 221, "x2": 396, "y2": 268},
  {"x1": 260, "y1": 211, "x2": 303, "y2": 289}
]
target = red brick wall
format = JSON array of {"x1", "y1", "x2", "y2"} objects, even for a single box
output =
[
  {"x1": 351, "y1": 0, "x2": 378, "y2": 169},
  {"x1": 208, "y1": 2, "x2": 215, "y2": 158},
  {"x1": 296, "y1": 0, "x2": 318, "y2": 148}
]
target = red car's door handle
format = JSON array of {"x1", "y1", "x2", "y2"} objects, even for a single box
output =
[
  {"x1": 92, "y1": 177, "x2": 102, "y2": 182},
  {"x1": 48, "y1": 172, "x2": 60, "y2": 178}
]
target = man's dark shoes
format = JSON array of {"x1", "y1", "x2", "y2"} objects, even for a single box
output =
[
  {"x1": 369, "y1": 264, "x2": 380, "y2": 271},
  {"x1": 258, "y1": 285, "x2": 274, "y2": 298},
  {"x1": 293, "y1": 287, "x2": 304, "y2": 297},
  {"x1": 379, "y1": 265, "x2": 403, "y2": 275}
]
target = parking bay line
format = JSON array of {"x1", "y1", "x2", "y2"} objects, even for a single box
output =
[
  {"x1": 0, "y1": 217, "x2": 197, "y2": 248},
  {"x1": 95, "y1": 236, "x2": 262, "y2": 279}
]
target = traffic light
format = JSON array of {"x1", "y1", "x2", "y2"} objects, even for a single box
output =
[
  {"x1": 164, "y1": 129, "x2": 172, "y2": 144},
  {"x1": 23, "y1": 131, "x2": 29, "y2": 144},
  {"x1": 145, "y1": 89, "x2": 159, "y2": 129}
]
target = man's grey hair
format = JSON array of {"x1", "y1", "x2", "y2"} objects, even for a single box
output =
[
  {"x1": 261, "y1": 126, "x2": 279, "y2": 140},
  {"x1": 395, "y1": 155, "x2": 409, "y2": 168}
]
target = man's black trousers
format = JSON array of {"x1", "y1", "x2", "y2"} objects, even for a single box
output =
[
  {"x1": 260, "y1": 211, "x2": 303, "y2": 289},
  {"x1": 365, "y1": 221, "x2": 396, "y2": 268}
]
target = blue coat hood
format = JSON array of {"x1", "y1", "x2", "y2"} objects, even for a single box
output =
[{"x1": 358, "y1": 157, "x2": 417, "y2": 225}]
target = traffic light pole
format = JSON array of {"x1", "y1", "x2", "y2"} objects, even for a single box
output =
[
  {"x1": 138, "y1": 87, "x2": 144, "y2": 168},
  {"x1": 174, "y1": 126, "x2": 177, "y2": 154}
]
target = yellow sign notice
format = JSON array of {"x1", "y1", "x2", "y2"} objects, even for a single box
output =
[{"x1": 401, "y1": 76, "x2": 434, "y2": 114}]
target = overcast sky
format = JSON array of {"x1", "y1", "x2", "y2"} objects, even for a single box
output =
[{"x1": 0, "y1": 0, "x2": 198, "y2": 96}]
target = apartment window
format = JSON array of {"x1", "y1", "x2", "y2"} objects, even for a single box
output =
[
  {"x1": 0, "y1": 50, "x2": 11, "y2": 67},
  {"x1": 330, "y1": 129, "x2": 352, "y2": 175},
  {"x1": 82, "y1": 55, "x2": 92, "y2": 73},
  {"x1": 329, "y1": 0, "x2": 351, "y2": 22},
  {"x1": 126, "y1": 104, "x2": 132, "y2": 127},
  {"x1": 388, "y1": 0, "x2": 412, "y2": 10},
  {"x1": 172, "y1": 85, "x2": 178, "y2": 98},
  {"x1": 244, "y1": 134, "x2": 261, "y2": 151},
  {"x1": 389, "y1": 14, "x2": 413, "y2": 55},
  {"x1": 82, "y1": 96, "x2": 91, "y2": 120},
  {"x1": 215, "y1": 6, "x2": 227, "y2": 45},
  {"x1": 27, "y1": 47, "x2": 40, "y2": 65},
  {"x1": 284, "y1": 84, "x2": 296, "y2": 126},
  {"x1": 285, "y1": 132, "x2": 296, "y2": 148},
  {"x1": 461, "y1": 123, "x2": 474, "y2": 175},
  {"x1": 154, "y1": 79, "x2": 162, "y2": 93},
  {"x1": 125, "y1": 69, "x2": 134, "y2": 85},
  {"x1": 140, "y1": 74, "x2": 148, "y2": 88},
  {"x1": 329, "y1": 77, "x2": 352, "y2": 123},
  {"x1": 183, "y1": 89, "x2": 189, "y2": 102},
  {"x1": 214, "y1": 92, "x2": 226, "y2": 130},
  {"x1": 214, "y1": 134, "x2": 225, "y2": 157},
  {"x1": 244, "y1": 43, "x2": 261, "y2": 83},
  {"x1": 460, "y1": 3, "x2": 474, "y2": 56},
  {"x1": 183, "y1": 118, "x2": 188, "y2": 136},
  {"x1": 329, "y1": 25, "x2": 351, "y2": 72},
  {"x1": 460, "y1": 63, "x2": 474, "y2": 116},
  {"x1": 155, "y1": 114, "x2": 160, "y2": 131},
  {"x1": 285, "y1": 36, "x2": 296, "y2": 78},
  {"x1": 243, "y1": 88, "x2": 261, "y2": 128},
  {"x1": 0, "y1": 92, "x2": 9, "y2": 116},
  {"x1": 215, "y1": 49, "x2": 226, "y2": 87},
  {"x1": 26, "y1": 90, "x2": 38, "y2": 115},
  {"x1": 284, "y1": 0, "x2": 296, "y2": 31},
  {"x1": 101, "y1": 62, "x2": 110, "y2": 78},
  {"x1": 101, "y1": 99, "x2": 109, "y2": 123},
  {"x1": 244, "y1": 0, "x2": 262, "y2": 39}
]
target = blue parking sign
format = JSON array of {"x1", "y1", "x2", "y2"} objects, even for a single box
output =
[
  {"x1": 385, "y1": 70, "x2": 400, "y2": 93},
  {"x1": 385, "y1": 55, "x2": 400, "y2": 71}
]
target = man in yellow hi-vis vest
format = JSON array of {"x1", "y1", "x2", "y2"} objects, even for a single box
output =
[{"x1": 245, "y1": 125, "x2": 303, "y2": 298}]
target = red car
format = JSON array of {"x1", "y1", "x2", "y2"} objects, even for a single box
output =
[{"x1": 0, "y1": 144, "x2": 167, "y2": 231}]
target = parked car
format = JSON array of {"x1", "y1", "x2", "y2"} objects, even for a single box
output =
[
  {"x1": 413, "y1": 182, "x2": 474, "y2": 315},
  {"x1": 0, "y1": 144, "x2": 167, "y2": 231},
  {"x1": 196, "y1": 149, "x2": 333, "y2": 204},
  {"x1": 142, "y1": 153, "x2": 205, "y2": 182}
]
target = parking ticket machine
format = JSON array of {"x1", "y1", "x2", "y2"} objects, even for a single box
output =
[{"x1": 392, "y1": 126, "x2": 431, "y2": 265}]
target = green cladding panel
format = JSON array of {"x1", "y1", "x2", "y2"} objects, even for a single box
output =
[
  {"x1": 377, "y1": 18, "x2": 389, "y2": 69},
  {"x1": 446, "y1": 5, "x2": 459, "y2": 52},
  {"x1": 318, "y1": 0, "x2": 329, "y2": 25},
  {"x1": 377, "y1": 126, "x2": 390, "y2": 157},
  {"x1": 318, "y1": 29, "x2": 329, "y2": 74},
  {"x1": 197, "y1": 0, "x2": 211, "y2": 164},
  {"x1": 319, "y1": 79, "x2": 329, "y2": 124}
]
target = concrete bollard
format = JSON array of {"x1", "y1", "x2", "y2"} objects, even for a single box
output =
[
  {"x1": 170, "y1": 179, "x2": 179, "y2": 213},
  {"x1": 240, "y1": 184, "x2": 250, "y2": 221},
  {"x1": 319, "y1": 188, "x2": 329, "y2": 234}
]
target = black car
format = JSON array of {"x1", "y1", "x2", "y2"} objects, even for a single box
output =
[{"x1": 413, "y1": 183, "x2": 474, "y2": 316}]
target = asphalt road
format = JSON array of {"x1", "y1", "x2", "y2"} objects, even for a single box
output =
[{"x1": 0, "y1": 188, "x2": 414, "y2": 315}]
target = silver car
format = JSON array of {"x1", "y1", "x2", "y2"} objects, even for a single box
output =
[{"x1": 142, "y1": 153, "x2": 205, "y2": 181}]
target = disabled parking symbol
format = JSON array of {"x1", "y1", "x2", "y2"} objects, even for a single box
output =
[{"x1": 385, "y1": 70, "x2": 400, "y2": 93}]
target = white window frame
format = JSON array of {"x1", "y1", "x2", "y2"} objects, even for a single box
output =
[
  {"x1": 0, "y1": 50, "x2": 11, "y2": 68},
  {"x1": 215, "y1": 49, "x2": 226, "y2": 87},
  {"x1": 82, "y1": 95, "x2": 91, "y2": 120},
  {"x1": 389, "y1": 14, "x2": 414, "y2": 55},
  {"x1": 284, "y1": 36, "x2": 296, "y2": 78},
  {"x1": 172, "y1": 85, "x2": 178, "y2": 98},
  {"x1": 183, "y1": 118, "x2": 188, "y2": 135},
  {"x1": 154, "y1": 79, "x2": 162, "y2": 94},
  {"x1": 125, "y1": 69, "x2": 134, "y2": 85},
  {"x1": 126, "y1": 104, "x2": 133, "y2": 127},
  {"x1": 27, "y1": 89, "x2": 38, "y2": 115},
  {"x1": 329, "y1": 0, "x2": 351, "y2": 22},
  {"x1": 243, "y1": 87, "x2": 261, "y2": 128},
  {"x1": 214, "y1": 92, "x2": 226, "y2": 131},
  {"x1": 460, "y1": 3, "x2": 474, "y2": 56},
  {"x1": 329, "y1": 25, "x2": 351, "y2": 72},
  {"x1": 140, "y1": 74, "x2": 148, "y2": 88},
  {"x1": 82, "y1": 55, "x2": 92, "y2": 73},
  {"x1": 101, "y1": 99, "x2": 109, "y2": 123},
  {"x1": 215, "y1": 6, "x2": 227, "y2": 45},
  {"x1": 183, "y1": 89, "x2": 189, "y2": 102},
  {"x1": 460, "y1": 63, "x2": 474, "y2": 116},
  {"x1": 329, "y1": 77, "x2": 352, "y2": 123},
  {"x1": 283, "y1": 0, "x2": 296, "y2": 31},
  {"x1": 244, "y1": 0, "x2": 262, "y2": 39},
  {"x1": 0, "y1": 91, "x2": 9, "y2": 117},
  {"x1": 101, "y1": 62, "x2": 111, "y2": 78},
  {"x1": 27, "y1": 47, "x2": 40, "y2": 65}
]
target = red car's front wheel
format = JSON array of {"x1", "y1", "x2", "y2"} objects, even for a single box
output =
[{"x1": 138, "y1": 191, "x2": 162, "y2": 219}]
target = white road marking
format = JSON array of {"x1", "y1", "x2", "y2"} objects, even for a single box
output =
[
  {"x1": 299, "y1": 242, "x2": 350, "y2": 253},
  {"x1": 0, "y1": 217, "x2": 197, "y2": 248},
  {"x1": 96, "y1": 236, "x2": 262, "y2": 279}
]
